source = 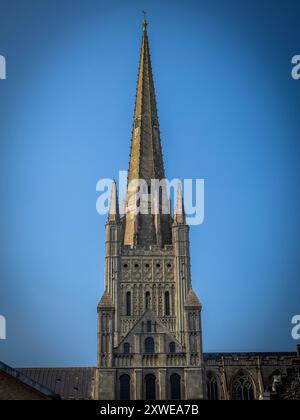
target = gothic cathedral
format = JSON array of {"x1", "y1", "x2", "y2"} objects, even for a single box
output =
[{"x1": 95, "y1": 18, "x2": 205, "y2": 400}]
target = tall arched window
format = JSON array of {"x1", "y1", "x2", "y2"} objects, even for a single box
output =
[
  {"x1": 126, "y1": 292, "x2": 131, "y2": 316},
  {"x1": 231, "y1": 372, "x2": 254, "y2": 400},
  {"x1": 147, "y1": 320, "x2": 152, "y2": 333},
  {"x1": 165, "y1": 291, "x2": 170, "y2": 316},
  {"x1": 206, "y1": 372, "x2": 219, "y2": 400},
  {"x1": 145, "y1": 291, "x2": 151, "y2": 310},
  {"x1": 170, "y1": 374, "x2": 181, "y2": 400},
  {"x1": 120, "y1": 374, "x2": 131, "y2": 400},
  {"x1": 145, "y1": 374, "x2": 156, "y2": 400},
  {"x1": 123, "y1": 343, "x2": 130, "y2": 354},
  {"x1": 169, "y1": 342, "x2": 176, "y2": 353},
  {"x1": 145, "y1": 337, "x2": 154, "y2": 353}
]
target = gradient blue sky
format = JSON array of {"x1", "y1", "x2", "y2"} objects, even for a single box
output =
[{"x1": 0, "y1": 0, "x2": 300, "y2": 367}]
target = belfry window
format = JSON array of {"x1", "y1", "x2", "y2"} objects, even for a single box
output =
[
  {"x1": 145, "y1": 291, "x2": 151, "y2": 310},
  {"x1": 123, "y1": 343, "x2": 130, "y2": 354},
  {"x1": 165, "y1": 291, "x2": 170, "y2": 316},
  {"x1": 147, "y1": 320, "x2": 152, "y2": 333},
  {"x1": 145, "y1": 337, "x2": 154, "y2": 353},
  {"x1": 169, "y1": 342, "x2": 176, "y2": 353},
  {"x1": 135, "y1": 118, "x2": 140, "y2": 129},
  {"x1": 126, "y1": 292, "x2": 131, "y2": 316}
]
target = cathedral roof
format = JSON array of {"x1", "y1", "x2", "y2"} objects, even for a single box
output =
[
  {"x1": 16, "y1": 367, "x2": 95, "y2": 400},
  {"x1": 0, "y1": 361, "x2": 61, "y2": 400},
  {"x1": 185, "y1": 288, "x2": 202, "y2": 308},
  {"x1": 98, "y1": 291, "x2": 114, "y2": 308}
]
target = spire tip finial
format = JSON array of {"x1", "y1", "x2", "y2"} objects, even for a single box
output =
[{"x1": 142, "y1": 10, "x2": 147, "y2": 30}]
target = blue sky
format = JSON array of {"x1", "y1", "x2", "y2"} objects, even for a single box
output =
[{"x1": 0, "y1": 0, "x2": 299, "y2": 367}]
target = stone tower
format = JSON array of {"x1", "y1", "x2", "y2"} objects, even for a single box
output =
[{"x1": 95, "y1": 18, "x2": 205, "y2": 400}]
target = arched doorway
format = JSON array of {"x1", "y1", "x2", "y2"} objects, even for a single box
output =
[
  {"x1": 170, "y1": 374, "x2": 181, "y2": 400},
  {"x1": 145, "y1": 374, "x2": 156, "y2": 400},
  {"x1": 120, "y1": 374, "x2": 131, "y2": 400}
]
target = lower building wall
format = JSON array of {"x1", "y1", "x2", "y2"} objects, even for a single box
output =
[
  {"x1": 95, "y1": 369, "x2": 116, "y2": 400},
  {"x1": 96, "y1": 353, "x2": 299, "y2": 400},
  {"x1": 96, "y1": 367, "x2": 205, "y2": 400},
  {"x1": 184, "y1": 368, "x2": 206, "y2": 400}
]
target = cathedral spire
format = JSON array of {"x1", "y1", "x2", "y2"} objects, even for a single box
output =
[
  {"x1": 127, "y1": 16, "x2": 165, "y2": 184},
  {"x1": 123, "y1": 18, "x2": 171, "y2": 247}
]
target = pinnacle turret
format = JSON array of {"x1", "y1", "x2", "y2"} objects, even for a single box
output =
[
  {"x1": 174, "y1": 180, "x2": 186, "y2": 225},
  {"x1": 108, "y1": 180, "x2": 120, "y2": 223}
]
